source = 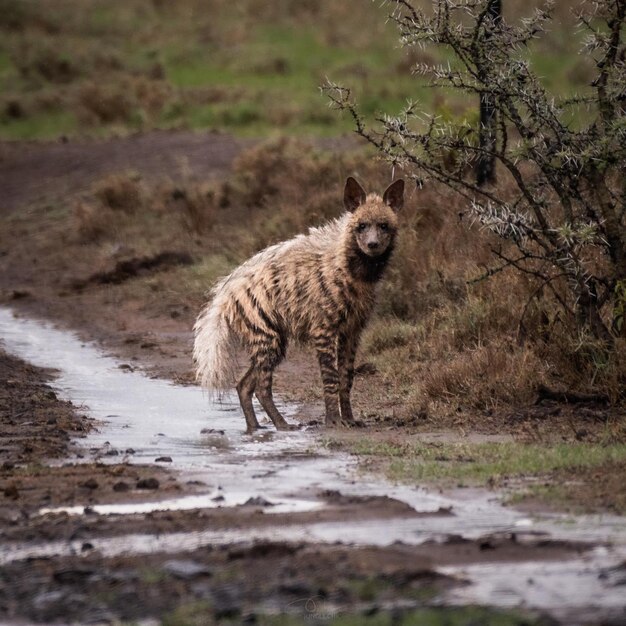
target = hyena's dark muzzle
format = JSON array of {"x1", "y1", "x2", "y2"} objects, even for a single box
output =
[{"x1": 358, "y1": 225, "x2": 393, "y2": 257}]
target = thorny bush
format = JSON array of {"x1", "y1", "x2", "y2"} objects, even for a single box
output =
[{"x1": 324, "y1": 0, "x2": 626, "y2": 347}]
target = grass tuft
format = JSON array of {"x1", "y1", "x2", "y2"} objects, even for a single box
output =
[
  {"x1": 92, "y1": 173, "x2": 143, "y2": 213},
  {"x1": 342, "y1": 438, "x2": 626, "y2": 488}
]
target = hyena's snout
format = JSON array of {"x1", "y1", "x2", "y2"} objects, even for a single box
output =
[
  {"x1": 366, "y1": 234, "x2": 380, "y2": 251},
  {"x1": 362, "y1": 226, "x2": 388, "y2": 255}
]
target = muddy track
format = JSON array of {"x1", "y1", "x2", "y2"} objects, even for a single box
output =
[{"x1": 1, "y1": 307, "x2": 626, "y2": 625}]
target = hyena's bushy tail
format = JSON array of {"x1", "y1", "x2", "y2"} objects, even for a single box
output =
[{"x1": 193, "y1": 284, "x2": 238, "y2": 396}]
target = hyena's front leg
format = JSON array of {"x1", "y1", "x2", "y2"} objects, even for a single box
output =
[
  {"x1": 337, "y1": 331, "x2": 358, "y2": 424},
  {"x1": 314, "y1": 334, "x2": 341, "y2": 426}
]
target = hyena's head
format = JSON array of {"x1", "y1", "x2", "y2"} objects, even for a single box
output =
[{"x1": 344, "y1": 177, "x2": 404, "y2": 258}]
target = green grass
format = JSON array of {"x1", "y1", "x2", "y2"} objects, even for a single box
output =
[
  {"x1": 161, "y1": 601, "x2": 213, "y2": 626},
  {"x1": 168, "y1": 255, "x2": 235, "y2": 298},
  {"x1": 159, "y1": 605, "x2": 553, "y2": 626},
  {"x1": 332, "y1": 439, "x2": 626, "y2": 487},
  {"x1": 0, "y1": 110, "x2": 78, "y2": 140},
  {"x1": 362, "y1": 318, "x2": 422, "y2": 355},
  {"x1": 0, "y1": 0, "x2": 588, "y2": 140}
]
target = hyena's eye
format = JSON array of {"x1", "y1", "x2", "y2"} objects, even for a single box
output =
[
  {"x1": 357, "y1": 223, "x2": 367, "y2": 232},
  {"x1": 379, "y1": 222, "x2": 389, "y2": 231}
]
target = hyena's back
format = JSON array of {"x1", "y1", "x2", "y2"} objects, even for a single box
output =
[{"x1": 193, "y1": 213, "x2": 372, "y2": 392}]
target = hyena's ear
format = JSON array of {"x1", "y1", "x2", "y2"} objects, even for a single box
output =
[
  {"x1": 344, "y1": 177, "x2": 366, "y2": 212},
  {"x1": 383, "y1": 179, "x2": 405, "y2": 212}
]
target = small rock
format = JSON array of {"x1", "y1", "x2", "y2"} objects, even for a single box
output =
[
  {"x1": 201, "y1": 428, "x2": 225, "y2": 435},
  {"x1": 320, "y1": 489, "x2": 342, "y2": 500},
  {"x1": 113, "y1": 481, "x2": 130, "y2": 492},
  {"x1": 436, "y1": 506, "x2": 454, "y2": 515},
  {"x1": 211, "y1": 585, "x2": 243, "y2": 619},
  {"x1": 155, "y1": 456, "x2": 172, "y2": 463},
  {"x1": 32, "y1": 590, "x2": 65, "y2": 614},
  {"x1": 4, "y1": 484, "x2": 19, "y2": 500},
  {"x1": 105, "y1": 449, "x2": 119, "y2": 456},
  {"x1": 11, "y1": 289, "x2": 31, "y2": 300},
  {"x1": 136, "y1": 477, "x2": 160, "y2": 490},
  {"x1": 355, "y1": 362, "x2": 377, "y2": 376},
  {"x1": 0, "y1": 509, "x2": 21, "y2": 524},
  {"x1": 80, "y1": 478, "x2": 99, "y2": 490},
  {"x1": 278, "y1": 581, "x2": 314, "y2": 596},
  {"x1": 243, "y1": 496, "x2": 273, "y2": 507},
  {"x1": 162, "y1": 559, "x2": 212, "y2": 580},
  {"x1": 81, "y1": 608, "x2": 118, "y2": 624},
  {"x1": 53, "y1": 567, "x2": 95, "y2": 583},
  {"x1": 599, "y1": 564, "x2": 626, "y2": 586},
  {"x1": 125, "y1": 448, "x2": 135, "y2": 454}
]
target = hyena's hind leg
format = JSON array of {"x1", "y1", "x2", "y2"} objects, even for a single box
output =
[
  {"x1": 255, "y1": 365, "x2": 299, "y2": 431},
  {"x1": 236, "y1": 365, "x2": 263, "y2": 434}
]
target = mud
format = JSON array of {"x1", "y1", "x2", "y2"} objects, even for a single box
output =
[
  {"x1": 0, "y1": 340, "x2": 564, "y2": 626},
  {"x1": 2, "y1": 542, "x2": 461, "y2": 625},
  {"x1": 1, "y1": 307, "x2": 626, "y2": 625},
  {"x1": 71, "y1": 250, "x2": 194, "y2": 290},
  {"x1": 0, "y1": 348, "x2": 90, "y2": 466}
]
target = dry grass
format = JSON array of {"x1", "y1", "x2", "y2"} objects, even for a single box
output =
[
  {"x1": 77, "y1": 82, "x2": 136, "y2": 125},
  {"x1": 67, "y1": 138, "x2": 625, "y2": 422},
  {"x1": 201, "y1": 140, "x2": 625, "y2": 414},
  {"x1": 72, "y1": 201, "x2": 116, "y2": 243},
  {"x1": 164, "y1": 182, "x2": 219, "y2": 235},
  {"x1": 92, "y1": 173, "x2": 143, "y2": 213}
]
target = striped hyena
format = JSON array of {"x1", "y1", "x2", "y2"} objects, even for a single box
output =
[{"x1": 193, "y1": 176, "x2": 404, "y2": 433}]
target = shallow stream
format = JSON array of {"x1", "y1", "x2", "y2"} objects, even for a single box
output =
[{"x1": 1, "y1": 306, "x2": 625, "y2": 623}]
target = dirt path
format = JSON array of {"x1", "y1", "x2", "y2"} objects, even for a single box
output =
[{"x1": 0, "y1": 130, "x2": 248, "y2": 215}]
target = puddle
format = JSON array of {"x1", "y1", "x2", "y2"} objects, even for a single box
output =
[
  {"x1": 39, "y1": 493, "x2": 324, "y2": 516},
  {"x1": 1, "y1": 306, "x2": 626, "y2": 622},
  {"x1": 441, "y1": 550, "x2": 626, "y2": 625}
]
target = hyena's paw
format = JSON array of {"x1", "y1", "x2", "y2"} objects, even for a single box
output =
[
  {"x1": 342, "y1": 418, "x2": 365, "y2": 428},
  {"x1": 245, "y1": 424, "x2": 269, "y2": 435},
  {"x1": 324, "y1": 416, "x2": 342, "y2": 428}
]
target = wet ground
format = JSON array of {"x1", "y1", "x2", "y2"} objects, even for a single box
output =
[{"x1": 1, "y1": 307, "x2": 625, "y2": 625}]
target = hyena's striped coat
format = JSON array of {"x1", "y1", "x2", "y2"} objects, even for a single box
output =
[{"x1": 193, "y1": 177, "x2": 404, "y2": 432}]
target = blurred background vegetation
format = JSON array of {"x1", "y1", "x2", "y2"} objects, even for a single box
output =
[{"x1": 0, "y1": 0, "x2": 591, "y2": 140}]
